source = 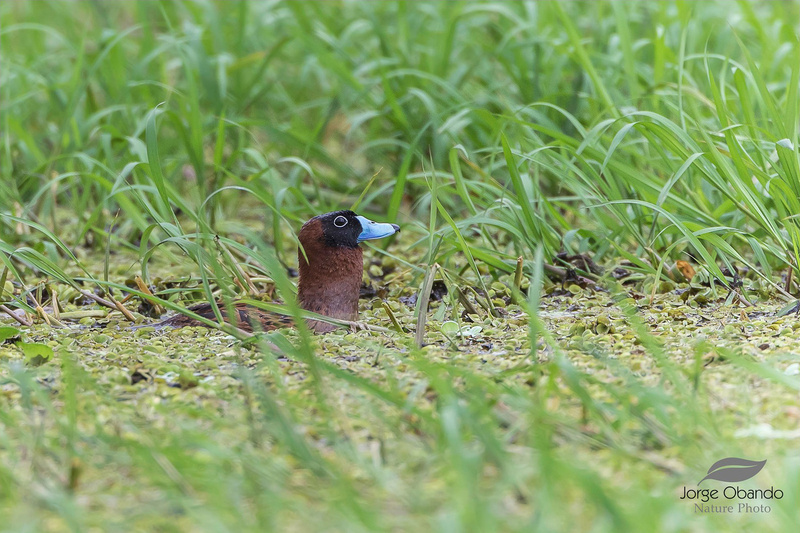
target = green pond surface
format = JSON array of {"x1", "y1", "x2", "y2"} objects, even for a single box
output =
[{"x1": 2, "y1": 242, "x2": 799, "y2": 532}]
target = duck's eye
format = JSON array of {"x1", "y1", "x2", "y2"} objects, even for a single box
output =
[{"x1": 333, "y1": 215, "x2": 348, "y2": 228}]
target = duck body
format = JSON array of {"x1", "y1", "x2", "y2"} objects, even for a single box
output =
[{"x1": 157, "y1": 210, "x2": 399, "y2": 333}]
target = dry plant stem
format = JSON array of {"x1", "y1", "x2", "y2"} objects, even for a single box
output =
[
  {"x1": 36, "y1": 305, "x2": 52, "y2": 326},
  {"x1": 247, "y1": 277, "x2": 275, "y2": 284},
  {"x1": 107, "y1": 293, "x2": 136, "y2": 322},
  {"x1": 78, "y1": 289, "x2": 117, "y2": 309},
  {"x1": 514, "y1": 256, "x2": 524, "y2": 289},
  {"x1": 345, "y1": 320, "x2": 392, "y2": 334},
  {"x1": 134, "y1": 275, "x2": 164, "y2": 315},
  {"x1": 52, "y1": 289, "x2": 61, "y2": 319},
  {"x1": 58, "y1": 310, "x2": 109, "y2": 319},
  {"x1": 233, "y1": 277, "x2": 247, "y2": 295},
  {"x1": 13, "y1": 202, "x2": 30, "y2": 235},
  {"x1": 543, "y1": 263, "x2": 568, "y2": 278},
  {"x1": 415, "y1": 263, "x2": 440, "y2": 347},
  {"x1": 42, "y1": 310, "x2": 66, "y2": 327},
  {"x1": 36, "y1": 303, "x2": 66, "y2": 327},
  {"x1": 785, "y1": 266, "x2": 794, "y2": 294},
  {"x1": 735, "y1": 291, "x2": 754, "y2": 307},
  {"x1": 0, "y1": 305, "x2": 31, "y2": 326},
  {"x1": 29, "y1": 291, "x2": 55, "y2": 327},
  {"x1": 32, "y1": 305, "x2": 65, "y2": 328},
  {"x1": 78, "y1": 289, "x2": 136, "y2": 321}
]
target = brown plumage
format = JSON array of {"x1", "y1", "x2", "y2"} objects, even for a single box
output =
[
  {"x1": 156, "y1": 210, "x2": 399, "y2": 334},
  {"x1": 153, "y1": 301, "x2": 294, "y2": 333}
]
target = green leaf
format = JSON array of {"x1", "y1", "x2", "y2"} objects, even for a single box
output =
[
  {"x1": 0, "y1": 327, "x2": 21, "y2": 343},
  {"x1": 777, "y1": 301, "x2": 800, "y2": 318},
  {"x1": 18, "y1": 342, "x2": 55, "y2": 366}
]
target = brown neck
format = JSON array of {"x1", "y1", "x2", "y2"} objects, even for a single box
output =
[{"x1": 297, "y1": 245, "x2": 363, "y2": 333}]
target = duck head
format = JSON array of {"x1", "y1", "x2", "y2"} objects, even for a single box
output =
[{"x1": 297, "y1": 210, "x2": 399, "y2": 333}]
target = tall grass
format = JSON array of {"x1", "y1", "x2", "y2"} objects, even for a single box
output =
[{"x1": 4, "y1": 1, "x2": 798, "y2": 279}]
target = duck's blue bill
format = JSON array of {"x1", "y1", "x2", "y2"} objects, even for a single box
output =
[{"x1": 356, "y1": 215, "x2": 400, "y2": 242}]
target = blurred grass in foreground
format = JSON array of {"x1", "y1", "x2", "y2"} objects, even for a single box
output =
[{"x1": 1, "y1": 1, "x2": 800, "y2": 531}]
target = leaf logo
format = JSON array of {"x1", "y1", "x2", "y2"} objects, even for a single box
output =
[{"x1": 698, "y1": 458, "x2": 767, "y2": 485}]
